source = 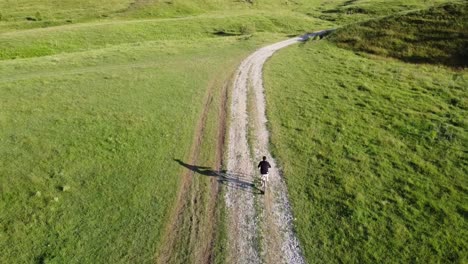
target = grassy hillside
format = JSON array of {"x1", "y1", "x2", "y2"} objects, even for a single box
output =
[
  {"x1": 329, "y1": 2, "x2": 468, "y2": 67},
  {"x1": 307, "y1": 0, "x2": 460, "y2": 24},
  {"x1": 0, "y1": 36, "x2": 265, "y2": 263},
  {"x1": 0, "y1": 14, "x2": 329, "y2": 60},
  {"x1": 1, "y1": 0, "x2": 465, "y2": 263},
  {"x1": 0, "y1": 1, "x2": 325, "y2": 262},
  {"x1": 0, "y1": 0, "x2": 310, "y2": 32},
  {"x1": 0, "y1": 0, "x2": 329, "y2": 262},
  {"x1": 1, "y1": 0, "x2": 459, "y2": 33},
  {"x1": 264, "y1": 9, "x2": 467, "y2": 264}
]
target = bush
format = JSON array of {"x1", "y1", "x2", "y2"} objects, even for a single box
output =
[
  {"x1": 35, "y1": 11, "x2": 43, "y2": 21},
  {"x1": 239, "y1": 23, "x2": 255, "y2": 35}
]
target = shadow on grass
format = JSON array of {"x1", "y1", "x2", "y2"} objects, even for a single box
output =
[
  {"x1": 212, "y1": 31, "x2": 241, "y2": 37},
  {"x1": 174, "y1": 158, "x2": 262, "y2": 194}
]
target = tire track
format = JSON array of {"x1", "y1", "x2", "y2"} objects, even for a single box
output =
[{"x1": 156, "y1": 77, "x2": 230, "y2": 264}]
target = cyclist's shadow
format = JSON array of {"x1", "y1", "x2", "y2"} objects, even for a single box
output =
[{"x1": 174, "y1": 159, "x2": 262, "y2": 194}]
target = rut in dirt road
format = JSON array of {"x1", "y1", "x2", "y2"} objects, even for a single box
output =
[{"x1": 225, "y1": 30, "x2": 332, "y2": 264}]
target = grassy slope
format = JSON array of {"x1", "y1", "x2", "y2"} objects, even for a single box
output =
[
  {"x1": 2, "y1": 0, "x2": 458, "y2": 33},
  {"x1": 0, "y1": 0, "x2": 317, "y2": 33},
  {"x1": 264, "y1": 20, "x2": 467, "y2": 264},
  {"x1": 0, "y1": 0, "x2": 331, "y2": 263},
  {"x1": 0, "y1": 37, "x2": 264, "y2": 263},
  {"x1": 0, "y1": 0, "x2": 327, "y2": 262},
  {"x1": 303, "y1": 0, "x2": 459, "y2": 24},
  {"x1": 0, "y1": 13, "x2": 329, "y2": 60},
  {"x1": 329, "y1": 2, "x2": 468, "y2": 67},
  {"x1": 1, "y1": 0, "x2": 465, "y2": 262},
  {"x1": 0, "y1": 0, "x2": 133, "y2": 31}
]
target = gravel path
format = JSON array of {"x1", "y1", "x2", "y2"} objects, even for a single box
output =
[{"x1": 224, "y1": 31, "x2": 332, "y2": 264}]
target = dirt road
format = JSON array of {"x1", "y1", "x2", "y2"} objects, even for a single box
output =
[{"x1": 224, "y1": 31, "x2": 331, "y2": 264}]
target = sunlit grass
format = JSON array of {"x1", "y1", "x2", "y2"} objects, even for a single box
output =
[
  {"x1": 264, "y1": 39, "x2": 467, "y2": 263},
  {"x1": 0, "y1": 36, "x2": 261, "y2": 263},
  {"x1": 1, "y1": 0, "x2": 465, "y2": 262}
]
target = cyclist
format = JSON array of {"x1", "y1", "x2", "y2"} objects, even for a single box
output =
[{"x1": 257, "y1": 156, "x2": 271, "y2": 194}]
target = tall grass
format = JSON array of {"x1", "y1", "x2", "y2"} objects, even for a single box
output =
[{"x1": 329, "y1": 2, "x2": 468, "y2": 67}]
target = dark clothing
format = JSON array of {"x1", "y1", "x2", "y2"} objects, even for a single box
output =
[{"x1": 258, "y1": 161, "x2": 271, "y2": 174}]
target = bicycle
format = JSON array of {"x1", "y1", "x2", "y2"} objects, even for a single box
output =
[{"x1": 260, "y1": 173, "x2": 268, "y2": 194}]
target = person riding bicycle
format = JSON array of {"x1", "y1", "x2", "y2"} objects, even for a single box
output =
[{"x1": 258, "y1": 156, "x2": 271, "y2": 194}]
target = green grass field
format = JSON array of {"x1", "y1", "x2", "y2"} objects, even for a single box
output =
[
  {"x1": 0, "y1": 1, "x2": 324, "y2": 262},
  {"x1": 264, "y1": 6, "x2": 467, "y2": 262},
  {"x1": 1, "y1": 0, "x2": 466, "y2": 262},
  {"x1": 0, "y1": 36, "x2": 261, "y2": 263}
]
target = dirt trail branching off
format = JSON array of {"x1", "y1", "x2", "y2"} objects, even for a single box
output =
[
  {"x1": 225, "y1": 31, "x2": 331, "y2": 264},
  {"x1": 156, "y1": 77, "x2": 230, "y2": 264}
]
